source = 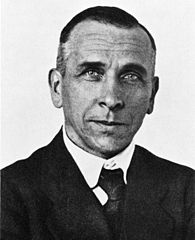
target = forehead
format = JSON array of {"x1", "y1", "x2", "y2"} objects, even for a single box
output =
[{"x1": 65, "y1": 20, "x2": 155, "y2": 65}]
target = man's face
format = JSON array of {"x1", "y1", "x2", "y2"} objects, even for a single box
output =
[{"x1": 59, "y1": 20, "x2": 157, "y2": 158}]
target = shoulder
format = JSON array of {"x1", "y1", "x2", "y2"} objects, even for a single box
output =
[
  {"x1": 135, "y1": 144, "x2": 194, "y2": 173},
  {"x1": 134, "y1": 145, "x2": 194, "y2": 187},
  {"x1": 1, "y1": 128, "x2": 66, "y2": 185},
  {"x1": 1, "y1": 145, "x2": 49, "y2": 188}
]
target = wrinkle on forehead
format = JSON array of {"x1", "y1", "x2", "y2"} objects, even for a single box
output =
[
  {"x1": 75, "y1": 34, "x2": 150, "y2": 52},
  {"x1": 79, "y1": 40, "x2": 148, "y2": 51},
  {"x1": 63, "y1": 20, "x2": 155, "y2": 64},
  {"x1": 76, "y1": 32, "x2": 148, "y2": 46},
  {"x1": 68, "y1": 37, "x2": 153, "y2": 60},
  {"x1": 79, "y1": 42, "x2": 149, "y2": 55}
]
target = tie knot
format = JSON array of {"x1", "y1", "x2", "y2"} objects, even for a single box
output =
[{"x1": 98, "y1": 168, "x2": 125, "y2": 201}]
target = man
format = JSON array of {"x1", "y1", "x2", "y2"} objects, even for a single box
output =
[{"x1": 1, "y1": 6, "x2": 194, "y2": 240}]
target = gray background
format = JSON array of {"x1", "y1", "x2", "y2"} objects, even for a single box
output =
[{"x1": 1, "y1": 0, "x2": 195, "y2": 169}]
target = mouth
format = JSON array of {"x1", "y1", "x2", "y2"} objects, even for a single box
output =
[{"x1": 89, "y1": 120, "x2": 125, "y2": 126}]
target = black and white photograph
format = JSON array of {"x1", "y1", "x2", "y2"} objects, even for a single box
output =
[{"x1": 1, "y1": 0, "x2": 195, "y2": 239}]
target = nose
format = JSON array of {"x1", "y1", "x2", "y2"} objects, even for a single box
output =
[{"x1": 99, "y1": 78, "x2": 124, "y2": 111}]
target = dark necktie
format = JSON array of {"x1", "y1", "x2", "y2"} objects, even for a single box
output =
[{"x1": 98, "y1": 168, "x2": 126, "y2": 239}]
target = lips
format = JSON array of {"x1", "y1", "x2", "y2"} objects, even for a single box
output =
[{"x1": 89, "y1": 120, "x2": 125, "y2": 126}]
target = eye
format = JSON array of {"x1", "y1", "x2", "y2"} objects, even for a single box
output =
[
  {"x1": 87, "y1": 70, "x2": 99, "y2": 77},
  {"x1": 83, "y1": 69, "x2": 103, "y2": 81},
  {"x1": 120, "y1": 72, "x2": 142, "y2": 83}
]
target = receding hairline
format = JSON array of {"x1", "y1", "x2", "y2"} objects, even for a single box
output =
[
  {"x1": 55, "y1": 6, "x2": 157, "y2": 77},
  {"x1": 66, "y1": 20, "x2": 155, "y2": 51},
  {"x1": 59, "y1": 6, "x2": 156, "y2": 51},
  {"x1": 59, "y1": 20, "x2": 156, "y2": 67}
]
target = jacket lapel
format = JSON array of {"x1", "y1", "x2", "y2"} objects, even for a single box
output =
[
  {"x1": 43, "y1": 129, "x2": 112, "y2": 240},
  {"x1": 121, "y1": 146, "x2": 174, "y2": 240},
  {"x1": 41, "y1": 130, "x2": 175, "y2": 240}
]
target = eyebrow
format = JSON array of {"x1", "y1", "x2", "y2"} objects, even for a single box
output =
[
  {"x1": 118, "y1": 63, "x2": 147, "y2": 76},
  {"x1": 76, "y1": 61, "x2": 147, "y2": 76},
  {"x1": 76, "y1": 61, "x2": 106, "y2": 71}
]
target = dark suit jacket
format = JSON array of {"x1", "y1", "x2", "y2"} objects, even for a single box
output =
[{"x1": 1, "y1": 129, "x2": 195, "y2": 240}]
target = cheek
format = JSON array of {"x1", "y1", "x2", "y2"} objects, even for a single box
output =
[
  {"x1": 62, "y1": 81, "x2": 95, "y2": 121},
  {"x1": 122, "y1": 89, "x2": 150, "y2": 129},
  {"x1": 126, "y1": 88, "x2": 151, "y2": 111}
]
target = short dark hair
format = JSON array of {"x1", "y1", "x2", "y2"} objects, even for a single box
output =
[{"x1": 56, "y1": 6, "x2": 156, "y2": 76}]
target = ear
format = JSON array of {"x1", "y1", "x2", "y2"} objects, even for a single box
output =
[
  {"x1": 48, "y1": 69, "x2": 63, "y2": 108},
  {"x1": 147, "y1": 76, "x2": 159, "y2": 114}
]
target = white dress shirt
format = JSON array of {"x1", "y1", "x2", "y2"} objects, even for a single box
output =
[{"x1": 63, "y1": 126, "x2": 135, "y2": 205}]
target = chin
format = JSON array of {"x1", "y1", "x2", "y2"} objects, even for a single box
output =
[{"x1": 92, "y1": 137, "x2": 131, "y2": 159}]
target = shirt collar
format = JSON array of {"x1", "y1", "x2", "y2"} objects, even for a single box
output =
[{"x1": 63, "y1": 125, "x2": 135, "y2": 188}]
